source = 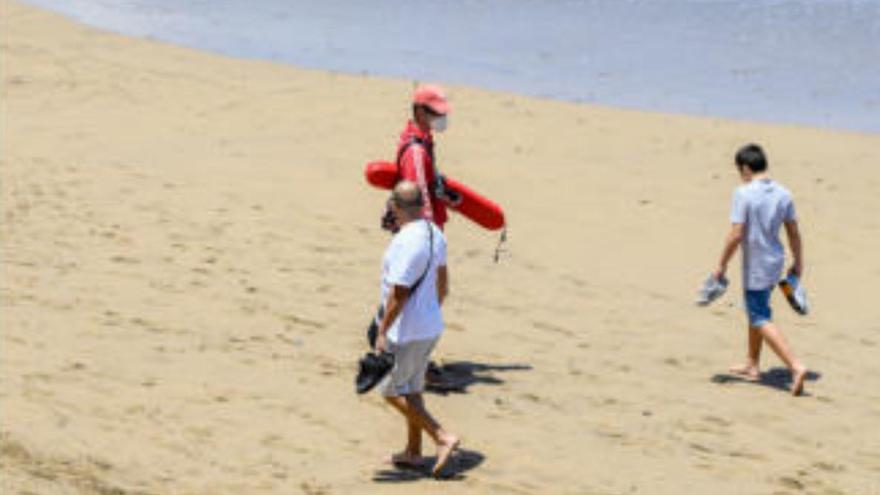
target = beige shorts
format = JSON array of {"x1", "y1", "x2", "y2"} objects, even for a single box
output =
[{"x1": 379, "y1": 337, "x2": 439, "y2": 397}]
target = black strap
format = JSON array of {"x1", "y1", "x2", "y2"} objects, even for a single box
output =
[{"x1": 409, "y1": 220, "x2": 434, "y2": 293}]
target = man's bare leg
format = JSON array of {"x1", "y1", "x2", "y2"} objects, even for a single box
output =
[
  {"x1": 407, "y1": 415, "x2": 422, "y2": 458},
  {"x1": 404, "y1": 394, "x2": 459, "y2": 477},
  {"x1": 730, "y1": 326, "x2": 763, "y2": 380},
  {"x1": 757, "y1": 323, "x2": 807, "y2": 396},
  {"x1": 383, "y1": 396, "x2": 427, "y2": 466}
]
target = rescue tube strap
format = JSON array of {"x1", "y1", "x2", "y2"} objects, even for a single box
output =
[{"x1": 493, "y1": 227, "x2": 508, "y2": 264}]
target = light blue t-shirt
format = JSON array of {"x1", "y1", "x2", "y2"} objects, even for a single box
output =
[{"x1": 730, "y1": 178, "x2": 796, "y2": 291}]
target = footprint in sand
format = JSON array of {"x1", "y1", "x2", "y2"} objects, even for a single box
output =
[
  {"x1": 299, "y1": 481, "x2": 331, "y2": 495},
  {"x1": 278, "y1": 313, "x2": 325, "y2": 330},
  {"x1": 812, "y1": 461, "x2": 846, "y2": 473},
  {"x1": 463, "y1": 248, "x2": 481, "y2": 259},
  {"x1": 108, "y1": 254, "x2": 140, "y2": 264},
  {"x1": 663, "y1": 357, "x2": 682, "y2": 367},
  {"x1": 689, "y1": 442, "x2": 714, "y2": 454},
  {"x1": 701, "y1": 415, "x2": 732, "y2": 428},
  {"x1": 530, "y1": 320, "x2": 573, "y2": 337},
  {"x1": 778, "y1": 476, "x2": 806, "y2": 491}
]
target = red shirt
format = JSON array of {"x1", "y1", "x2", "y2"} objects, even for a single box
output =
[{"x1": 396, "y1": 120, "x2": 448, "y2": 228}]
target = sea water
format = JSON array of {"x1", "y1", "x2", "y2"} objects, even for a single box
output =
[{"x1": 20, "y1": 0, "x2": 880, "y2": 133}]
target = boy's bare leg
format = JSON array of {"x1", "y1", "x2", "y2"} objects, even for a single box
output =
[
  {"x1": 404, "y1": 394, "x2": 460, "y2": 477},
  {"x1": 730, "y1": 326, "x2": 763, "y2": 380},
  {"x1": 757, "y1": 323, "x2": 808, "y2": 395},
  {"x1": 383, "y1": 396, "x2": 427, "y2": 466}
]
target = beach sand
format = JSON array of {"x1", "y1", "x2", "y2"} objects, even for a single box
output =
[{"x1": 3, "y1": 2, "x2": 880, "y2": 493}]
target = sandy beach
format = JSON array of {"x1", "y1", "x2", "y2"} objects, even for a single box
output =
[{"x1": 3, "y1": 1, "x2": 880, "y2": 494}]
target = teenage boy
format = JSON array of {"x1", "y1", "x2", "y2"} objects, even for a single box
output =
[{"x1": 713, "y1": 143, "x2": 808, "y2": 396}]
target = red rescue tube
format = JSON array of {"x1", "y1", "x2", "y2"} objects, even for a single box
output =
[
  {"x1": 441, "y1": 175, "x2": 506, "y2": 231},
  {"x1": 364, "y1": 160, "x2": 505, "y2": 231},
  {"x1": 364, "y1": 160, "x2": 398, "y2": 189}
]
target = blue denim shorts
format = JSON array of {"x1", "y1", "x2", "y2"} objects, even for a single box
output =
[{"x1": 744, "y1": 289, "x2": 773, "y2": 327}]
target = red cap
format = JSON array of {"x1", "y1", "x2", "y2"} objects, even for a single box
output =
[{"x1": 412, "y1": 84, "x2": 451, "y2": 115}]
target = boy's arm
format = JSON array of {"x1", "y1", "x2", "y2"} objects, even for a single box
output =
[
  {"x1": 714, "y1": 223, "x2": 744, "y2": 279},
  {"x1": 784, "y1": 219, "x2": 803, "y2": 276}
]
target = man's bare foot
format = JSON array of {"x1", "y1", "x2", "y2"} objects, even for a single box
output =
[
  {"x1": 386, "y1": 452, "x2": 428, "y2": 469},
  {"x1": 728, "y1": 363, "x2": 760, "y2": 381},
  {"x1": 791, "y1": 366, "x2": 807, "y2": 396},
  {"x1": 432, "y1": 436, "x2": 460, "y2": 478}
]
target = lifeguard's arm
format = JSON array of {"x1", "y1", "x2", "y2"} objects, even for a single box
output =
[
  {"x1": 437, "y1": 265, "x2": 448, "y2": 306},
  {"x1": 784, "y1": 219, "x2": 803, "y2": 276},
  {"x1": 402, "y1": 146, "x2": 436, "y2": 221},
  {"x1": 714, "y1": 223, "x2": 744, "y2": 279}
]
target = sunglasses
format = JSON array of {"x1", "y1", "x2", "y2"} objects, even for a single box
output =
[{"x1": 422, "y1": 105, "x2": 444, "y2": 118}]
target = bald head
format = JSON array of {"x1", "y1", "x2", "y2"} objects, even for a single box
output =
[{"x1": 391, "y1": 180, "x2": 424, "y2": 219}]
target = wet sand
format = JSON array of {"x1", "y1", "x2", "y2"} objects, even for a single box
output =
[{"x1": 3, "y1": 2, "x2": 880, "y2": 494}]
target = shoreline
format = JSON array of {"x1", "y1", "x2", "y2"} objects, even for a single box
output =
[{"x1": 16, "y1": 0, "x2": 880, "y2": 136}]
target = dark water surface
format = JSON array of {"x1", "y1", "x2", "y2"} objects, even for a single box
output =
[{"x1": 23, "y1": 0, "x2": 880, "y2": 133}]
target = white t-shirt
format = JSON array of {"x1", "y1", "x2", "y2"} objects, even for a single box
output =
[
  {"x1": 380, "y1": 220, "x2": 447, "y2": 344},
  {"x1": 730, "y1": 178, "x2": 796, "y2": 290}
]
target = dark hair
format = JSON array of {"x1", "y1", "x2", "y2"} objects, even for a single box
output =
[{"x1": 735, "y1": 143, "x2": 768, "y2": 172}]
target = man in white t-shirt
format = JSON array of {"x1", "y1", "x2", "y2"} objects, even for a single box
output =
[
  {"x1": 374, "y1": 180, "x2": 459, "y2": 477},
  {"x1": 712, "y1": 144, "x2": 808, "y2": 396}
]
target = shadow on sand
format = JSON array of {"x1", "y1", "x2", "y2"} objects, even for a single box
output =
[
  {"x1": 371, "y1": 361, "x2": 526, "y2": 482},
  {"x1": 372, "y1": 448, "x2": 485, "y2": 482},
  {"x1": 425, "y1": 361, "x2": 533, "y2": 395},
  {"x1": 711, "y1": 366, "x2": 822, "y2": 395}
]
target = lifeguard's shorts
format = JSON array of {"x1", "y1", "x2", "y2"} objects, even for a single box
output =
[
  {"x1": 744, "y1": 289, "x2": 773, "y2": 328},
  {"x1": 379, "y1": 337, "x2": 439, "y2": 397}
]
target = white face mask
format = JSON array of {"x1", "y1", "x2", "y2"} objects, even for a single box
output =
[{"x1": 430, "y1": 114, "x2": 448, "y2": 132}]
